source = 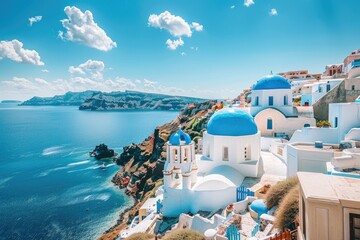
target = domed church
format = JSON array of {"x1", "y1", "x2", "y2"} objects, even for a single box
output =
[
  {"x1": 250, "y1": 75, "x2": 316, "y2": 137},
  {"x1": 162, "y1": 108, "x2": 261, "y2": 217}
]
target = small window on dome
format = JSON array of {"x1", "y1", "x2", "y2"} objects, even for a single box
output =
[{"x1": 223, "y1": 147, "x2": 229, "y2": 161}]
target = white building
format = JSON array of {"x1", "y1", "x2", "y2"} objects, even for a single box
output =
[
  {"x1": 162, "y1": 108, "x2": 260, "y2": 217},
  {"x1": 287, "y1": 101, "x2": 360, "y2": 177},
  {"x1": 300, "y1": 79, "x2": 343, "y2": 106},
  {"x1": 251, "y1": 75, "x2": 295, "y2": 117},
  {"x1": 250, "y1": 75, "x2": 316, "y2": 138},
  {"x1": 291, "y1": 102, "x2": 360, "y2": 144},
  {"x1": 298, "y1": 172, "x2": 360, "y2": 240}
]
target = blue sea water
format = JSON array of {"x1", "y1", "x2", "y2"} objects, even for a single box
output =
[{"x1": 0, "y1": 103, "x2": 178, "y2": 240}]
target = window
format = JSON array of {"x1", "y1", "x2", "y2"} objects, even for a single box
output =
[
  {"x1": 184, "y1": 148, "x2": 188, "y2": 162},
  {"x1": 173, "y1": 149, "x2": 178, "y2": 162},
  {"x1": 223, "y1": 147, "x2": 229, "y2": 161},
  {"x1": 326, "y1": 84, "x2": 330, "y2": 92},
  {"x1": 244, "y1": 145, "x2": 251, "y2": 160},
  {"x1": 268, "y1": 96, "x2": 274, "y2": 106},
  {"x1": 318, "y1": 86, "x2": 322, "y2": 93},
  {"x1": 267, "y1": 118, "x2": 273, "y2": 130},
  {"x1": 283, "y1": 95, "x2": 288, "y2": 105},
  {"x1": 255, "y1": 96, "x2": 259, "y2": 106},
  {"x1": 335, "y1": 117, "x2": 338, "y2": 128},
  {"x1": 352, "y1": 85, "x2": 356, "y2": 91},
  {"x1": 350, "y1": 213, "x2": 360, "y2": 240}
]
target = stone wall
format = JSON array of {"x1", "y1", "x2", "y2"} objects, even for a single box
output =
[
  {"x1": 313, "y1": 81, "x2": 346, "y2": 121},
  {"x1": 313, "y1": 79, "x2": 360, "y2": 121}
]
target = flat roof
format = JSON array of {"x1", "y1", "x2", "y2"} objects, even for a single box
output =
[
  {"x1": 289, "y1": 142, "x2": 341, "y2": 153},
  {"x1": 298, "y1": 172, "x2": 360, "y2": 206}
]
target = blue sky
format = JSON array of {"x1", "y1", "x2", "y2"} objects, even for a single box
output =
[{"x1": 0, "y1": 0, "x2": 359, "y2": 100}]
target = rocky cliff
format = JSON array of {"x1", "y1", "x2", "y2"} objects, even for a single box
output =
[
  {"x1": 20, "y1": 90, "x2": 99, "y2": 106},
  {"x1": 99, "y1": 100, "x2": 216, "y2": 240},
  {"x1": 79, "y1": 91, "x2": 207, "y2": 111}
]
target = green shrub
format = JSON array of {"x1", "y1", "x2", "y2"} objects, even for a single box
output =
[
  {"x1": 125, "y1": 232, "x2": 154, "y2": 240},
  {"x1": 274, "y1": 185, "x2": 299, "y2": 229},
  {"x1": 163, "y1": 229, "x2": 206, "y2": 240},
  {"x1": 265, "y1": 176, "x2": 299, "y2": 209}
]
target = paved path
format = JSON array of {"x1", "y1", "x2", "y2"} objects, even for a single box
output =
[{"x1": 242, "y1": 151, "x2": 287, "y2": 191}]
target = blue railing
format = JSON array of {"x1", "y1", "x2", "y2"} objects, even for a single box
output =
[
  {"x1": 226, "y1": 224, "x2": 241, "y2": 240},
  {"x1": 236, "y1": 186, "x2": 255, "y2": 201}
]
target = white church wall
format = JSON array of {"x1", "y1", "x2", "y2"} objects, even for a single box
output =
[
  {"x1": 251, "y1": 89, "x2": 294, "y2": 117},
  {"x1": 199, "y1": 132, "x2": 260, "y2": 177},
  {"x1": 255, "y1": 108, "x2": 316, "y2": 138}
]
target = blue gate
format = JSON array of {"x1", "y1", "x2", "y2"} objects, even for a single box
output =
[
  {"x1": 236, "y1": 186, "x2": 254, "y2": 202},
  {"x1": 226, "y1": 224, "x2": 240, "y2": 240},
  {"x1": 156, "y1": 199, "x2": 163, "y2": 214}
]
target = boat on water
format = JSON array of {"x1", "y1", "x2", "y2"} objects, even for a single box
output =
[
  {"x1": 89, "y1": 144, "x2": 116, "y2": 160},
  {"x1": 99, "y1": 163, "x2": 106, "y2": 169}
]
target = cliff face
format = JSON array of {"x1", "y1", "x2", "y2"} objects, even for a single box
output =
[
  {"x1": 79, "y1": 91, "x2": 207, "y2": 111},
  {"x1": 20, "y1": 91, "x2": 99, "y2": 106}
]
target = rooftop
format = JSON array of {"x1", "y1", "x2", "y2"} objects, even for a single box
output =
[
  {"x1": 289, "y1": 142, "x2": 342, "y2": 153},
  {"x1": 298, "y1": 172, "x2": 360, "y2": 207},
  {"x1": 252, "y1": 75, "x2": 291, "y2": 90}
]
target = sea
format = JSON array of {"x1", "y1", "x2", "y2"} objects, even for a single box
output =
[{"x1": 0, "y1": 103, "x2": 178, "y2": 240}]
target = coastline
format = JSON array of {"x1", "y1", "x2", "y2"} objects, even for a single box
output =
[{"x1": 98, "y1": 100, "x2": 216, "y2": 240}]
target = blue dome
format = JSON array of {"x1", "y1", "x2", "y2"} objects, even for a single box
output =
[
  {"x1": 253, "y1": 75, "x2": 291, "y2": 90},
  {"x1": 207, "y1": 108, "x2": 258, "y2": 136},
  {"x1": 250, "y1": 199, "x2": 269, "y2": 216},
  {"x1": 169, "y1": 129, "x2": 192, "y2": 145}
]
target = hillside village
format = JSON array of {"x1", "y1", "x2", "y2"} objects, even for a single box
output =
[{"x1": 110, "y1": 49, "x2": 360, "y2": 240}]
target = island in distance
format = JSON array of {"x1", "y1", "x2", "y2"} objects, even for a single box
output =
[
  {"x1": 79, "y1": 91, "x2": 208, "y2": 111},
  {"x1": 20, "y1": 90, "x2": 100, "y2": 106},
  {"x1": 21, "y1": 90, "x2": 208, "y2": 111}
]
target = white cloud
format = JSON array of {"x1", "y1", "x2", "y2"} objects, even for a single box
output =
[
  {"x1": 231, "y1": 5, "x2": 236, "y2": 9},
  {"x1": 180, "y1": 52, "x2": 186, "y2": 56},
  {"x1": 191, "y1": 22, "x2": 203, "y2": 32},
  {"x1": 148, "y1": 11, "x2": 192, "y2": 37},
  {"x1": 68, "y1": 66, "x2": 85, "y2": 75},
  {"x1": 29, "y1": 16, "x2": 42, "y2": 26},
  {"x1": 269, "y1": 8, "x2": 278, "y2": 16},
  {"x1": 58, "y1": 6, "x2": 117, "y2": 51},
  {"x1": 2, "y1": 77, "x2": 33, "y2": 89},
  {"x1": 68, "y1": 59, "x2": 105, "y2": 80},
  {"x1": 0, "y1": 39, "x2": 44, "y2": 66},
  {"x1": 166, "y1": 38, "x2": 184, "y2": 50},
  {"x1": 41, "y1": 69, "x2": 49, "y2": 73},
  {"x1": 148, "y1": 11, "x2": 203, "y2": 50},
  {"x1": 190, "y1": 46, "x2": 199, "y2": 51},
  {"x1": 244, "y1": 0, "x2": 254, "y2": 7}
]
